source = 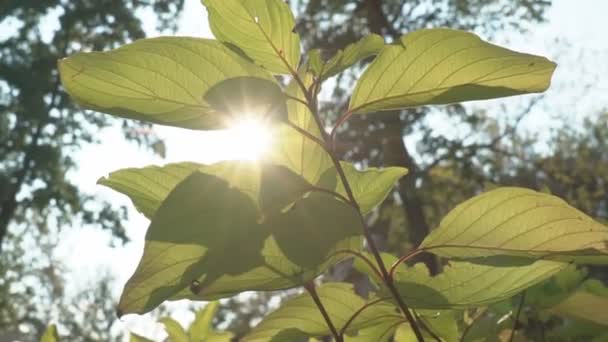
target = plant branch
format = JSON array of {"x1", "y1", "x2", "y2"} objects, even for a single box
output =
[
  {"x1": 330, "y1": 110, "x2": 353, "y2": 151},
  {"x1": 332, "y1": 249, "x2": 383, "y2": 281},
  {"x1": 301, "y1": 82, "x2": 425, "y2": 342},
  {"x1": 285, "y1": 121, "x2": 328, "y2": 149},
  {"x1": 305, "y1": 281, "x2": 343, "y2": 342},
  {"x1": 285, "y1": 94, "x2": 309, "y2": 107},
  {"x1": 509, "y1": 291, "x2": 527, "y2": 342},
  {"x1": 339, "y1": 297, "x2": 387, "y2": 337},
  {"x1": 308, "y1": 186, "x2": 351, "y2": 205},
  {"x1": 389, "y1": 249, "x2": 424, "y2": 278},
  {"x1": 413, "y1": 310, "x2": 441, "y2": 341}
]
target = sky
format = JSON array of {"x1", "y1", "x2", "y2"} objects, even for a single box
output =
[{"x1": 38, "y1": 0, "x2": 608, "y2": 339}]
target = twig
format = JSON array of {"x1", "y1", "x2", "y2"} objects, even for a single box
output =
[
  {"x1": 305, "y1": 281, "x2": 343, "y2": 342},
  {"x1": 509, "y1": 291, "x2": 527, "y2": 342}
]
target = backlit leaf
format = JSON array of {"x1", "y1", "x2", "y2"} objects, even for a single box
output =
[
  {"x1": 420, "y1": 187, "x2": 608, "y2": 263},
  {"x1": 318, "y1": 162, "x2": 407, "y2": 214},
  {"x1": 349, "y1": 29, "x2": 556, "y2": 114},
  {"x1": 129, "y1": 334, "x2": 155, "y2": 342},
  {"x1": 243, "y1": 283, "x2": 398, "y2": 342},
  {"x1": 189, "y1": 302, "x2": 219, "y2": 339},
  {"x1": 98, "y1": 162, "x2": 200, "y2": 219},
  {"x1": 546, "y1": 280, "x2": 608, "y2": 326},
  {"x1": 159, "y1": 317, "x2": 188, "y2": 342},
  {"x1": 202, "y1": 0, "x2": 300, "y2": 74},
  {"x1": 355, "y1": 253, "x2": 567, "y2": 309},
  {"x1": 59, "y1": 37, "x2": 277, "y2": 129},
  {"x1": 117, "y1": 162, "x2": 363, "y2": 315},
  {"x1": 321, "y1": 34, "x2": 384, "y2": 81},
  {"x1": 41, "y1": 324, "x2": 60, "y2": 342}
]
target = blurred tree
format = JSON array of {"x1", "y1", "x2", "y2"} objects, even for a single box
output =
[{"x1": 0, "y1": 0, "x2": 183, "y2": 339}]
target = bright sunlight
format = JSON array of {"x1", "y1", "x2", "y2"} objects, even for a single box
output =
[{"x1": 216, "y1": 114, "x2": 273, "y2": 161}]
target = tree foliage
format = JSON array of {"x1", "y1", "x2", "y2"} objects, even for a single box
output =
[{"x1": 0, "y1": 0, "x2": 184, "y2": 338}]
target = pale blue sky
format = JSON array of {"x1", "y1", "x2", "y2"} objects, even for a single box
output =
[{"x1": 20, "y1": 0, "x2": 608, "y2": 339}]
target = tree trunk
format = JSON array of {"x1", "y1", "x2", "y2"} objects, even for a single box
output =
[{"x1": 382, "y1": 124, "x2": 440, "y2": 275}]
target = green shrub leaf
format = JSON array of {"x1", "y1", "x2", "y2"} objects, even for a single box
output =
[
  {"x1": 320, "y1": 34, "x2": 384, "y2": 81},
  {"x1": 159, "y1": 317, "x2": 188, "y2": 342},
  {"x1": 117, "y1": 162, "x2": 363, "y2": 315},
  {"x1": 318, "y1": 162, "x2": 407, "y2": 214},
  {"x1": 243, "y1": 283, "x2": 398, "y2": 341},
  {"x1": 420, "y1": 187, "x2": 608, "y2": 263},
  {"x1": 59, "y1": 37, "x2": 278, "y2": 129},
  {"x1": 41, "y1": 324, "x2": 60, "y2": 342},
  {"x1": 546, "y1": 280, "x2": 608, "y2": 326},
  {"x1": 355, "y1": 253, "x2": 567, "y2": 309},
  {"x1": 98, "y1": 162, "x2": 201, "y2": 219},
  {"x1": 349, "y1": 28, "x2": 556, "y2": 114},
  {"x1": 202, "y1": 0, "x2": 300, "y2": 74}
]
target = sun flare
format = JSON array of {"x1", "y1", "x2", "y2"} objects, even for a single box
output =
[{"x1": 220, "y1": 114, "x2": 273, "y2": 161}]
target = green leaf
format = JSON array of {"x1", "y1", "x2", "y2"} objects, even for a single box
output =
[
  {"x1": 243, "y1": 283, "x2": 398, "y2": 341},
  {"x1": 318, "y1": 162, "x2": 407, "y2": 214},
  {"x1": 187, "y1": 302, "x2": 235, "y2": 342},
  {"x1": 41, "y1": 324, "x2": 60, "y2": 342},
  {"x1": 355, "y1": 253, "x2": 567, "y2": 309},
  {"x1": 321, "y1": 34, "x2": 384, "y2": 81},
  {"x1": 269, "y1": 71, "x2": 333, "y2": 184},
  {"x1": 117, "y1": 162, "x2": 363, "y2": 315},
  {"x1": 420, "y1": 187, "x2": 608, "y2": 263},
  {"x1": 546, "y1": 280, "x2": 608, "y2": 326},
  {"x1": 308, "y1": 49, "x2": 324, "y2": 76},
  {"x1": 203, "y1": 77, "x2": 287, "y2": 122},
  {"x1": 349, "y1": 29, "x2": 556, "y2": 114},
  {"x1": 189, "y1": 302, "x2": 219, "y2": 340},
  {"x1": 98, "y1": 162, "x2": 201, "y2": 219},
  {"x1": 59, "y1": 37, "x2": 277, "y2": 129},
  {"x1": 129, "y1": 333, "x2": 155, "y2": 342},
  {"x1": 159, "y1": 317, "x2": 188, "y2": 342},
  {"x1": 202, "y1": 0, "x2": 300, "y2": 74}
]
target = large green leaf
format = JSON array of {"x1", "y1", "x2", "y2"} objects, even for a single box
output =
[
  {"x1": 318, "y1": 34, "x2": 384, "y2": 81},
  {"x1": 269, "y1": 71, "x2": 332, "y2": 184},
  {"x1": 202, "y1": 0, "x2": 300, "y2": 74},
  {"x1": 98, "y1": 162, "x2": 200, "y2": 219},
  {"x1": 349, "y1": 29, "x2": 556, "y2": 114},
  {"x1": 318, "y1": 162, "x2": 407, "y2": 214},
  {"x1": 117, "y1": 162, "x2": 363, "y2": 315},
  {"x1": 59, "y1": 37, "x2": 279, "y2": 129},
  {"x1": 355, "y1": 253, "x2": 567, "y2": 309},
  {"x1": 420, "y1": 187, "x2": 608, "y2": 263},
  {"x1": 242, "y1": 283, "x2": 399, "y2": 342}
]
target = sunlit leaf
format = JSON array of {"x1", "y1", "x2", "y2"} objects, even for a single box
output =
[
  {"x1": 117, "y1": 162, "x2": 363, "y2": 315},
  {"x1": 420, "y1": 187, "x2": 608, "y2": 263},
  {"x1": 41, "y1": 324, "x2": 60, "y2": 342},
  {"x1": 189, "y1": 302, "x2": 219, "y2": 339},
  {"x1": 202, "y1": 0, "x2": 300, "y2": 74},
  {"x1": 98, "y1": 162, "x2": 200, "y2": 219},
  {"x1": 243, "y1": 283, "x2": 398, "y2": 341},
  {"x1": 355, "y1": 253, "x2": 567, "y2": 309},
  {"x1": 269, "y1": 71, "x2": 333, "y2": 184},
  {"x1": 59, "y1": 37, "x2": 277, "y2": 129},
  {"x1": 546, "y1": 280, "x2": 608, "y2": 326},
  {"x1": 349, "y1": 29, "x2": 556, "y2": 114},
  {"x1": 129, "y1": 333, "x2": 155, "y2": 342},
  {"x1": 159, "y1": 317, "x2": 188, "y2": 342},
  {"x1": 318, "y1": 162, "x2": 407, "y2": 214},
  {"x1": 320, "y1": 34, "x2": 384, "y2": 81}
]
